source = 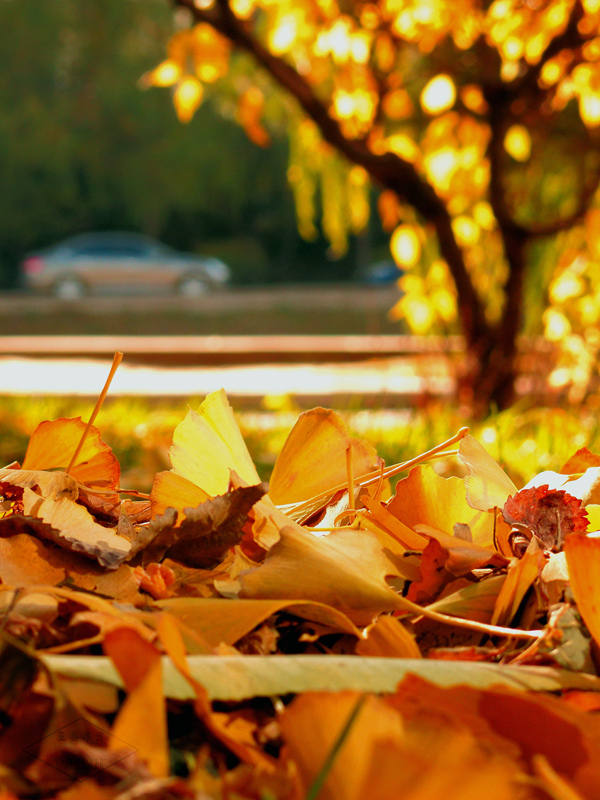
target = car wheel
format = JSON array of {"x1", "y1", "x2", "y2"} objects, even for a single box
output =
[
  {"x1": 178, "y1": 275, "x2": 208, "y2": 297},
  {"x1": 53, "y1": 276, "x2": 87, "y2": 300}
]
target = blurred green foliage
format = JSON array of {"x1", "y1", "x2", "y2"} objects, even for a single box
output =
[
  {"x1": 0, "y1": 0, "x2": 389, "y2": 288},
  {"x1": 1, "y1": 395, "x2": 598, "y2": 494}
]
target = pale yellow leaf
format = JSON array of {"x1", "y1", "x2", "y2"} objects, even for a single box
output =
[
  {"x1": 458, "y1": 435, "x2": 517, "y2": 511},
  {"x1": 43, "y1": 653, "x2": 600, "y2": 702},
  {"x1": 22, "y1": 488, "x2": 131, "y2": 568},
  {"x1": 169, "y1": 389, "x2": 260, "y2": 496}
]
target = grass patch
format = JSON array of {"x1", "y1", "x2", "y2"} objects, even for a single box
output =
[{"x1": 2, "y1": 394, "x2": 599, "y2": 493}]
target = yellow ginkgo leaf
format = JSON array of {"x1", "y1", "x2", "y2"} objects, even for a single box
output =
[
  {"x1": 239, "y1": 525, "x2": 407, "y2": 625},
  {"x1": 169, "y1": 389, "x2": 260, "y2": 497},
  {"x1": 150, "y1": 470, "x2": 211, "y2": 518},
  {"x1": 104, "y1": 629, "x2": 169, "y2": 778},
  {"x1": 387, "y1": 465, "x2": 498, "y2": 549},
  {"x1": 268, "y1": 407, "x2": 379, "y2": 505}
]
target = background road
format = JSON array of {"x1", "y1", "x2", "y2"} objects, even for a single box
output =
[{"x1": 0, "y1": 282, "x2": 399, "y2": 315}]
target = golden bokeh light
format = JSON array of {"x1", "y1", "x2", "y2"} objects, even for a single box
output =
[
  {"x1": 503, "y1": 125, "x2": 531, "y2": 161},
  {"x1": 174, "y1": 77, "x2": 204, "y2": 123},
  {"x1": 142, "y1": 60, "x2": 180, "y2": 88},
  {"x1": 390, "y1": 224, "x2": 421, "y2": 266},
  {"x1": 420, "y1": 74, "x2": 457, "y2": 114}
]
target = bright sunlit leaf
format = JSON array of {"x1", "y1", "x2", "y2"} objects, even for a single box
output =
[
  {"x1": 391, "y1": 294, "x2": 435, "y2": 334},
  {"x1": 268, "y1": 407, "x2": 379, "y2": 505}
]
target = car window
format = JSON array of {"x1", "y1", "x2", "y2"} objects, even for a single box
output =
[{"x1": 74, "y1": 243, "x2": 148, "y2": 258}]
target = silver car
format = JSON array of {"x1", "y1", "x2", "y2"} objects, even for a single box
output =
[{"x1": 21, "y1": 231, "x2": 230, "y2": 299}]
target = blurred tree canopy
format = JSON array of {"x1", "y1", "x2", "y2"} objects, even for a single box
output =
[
  {"x1": 148, "y1": 0, "x2": 600, "y2": 411},
  {"x1": 0, "y1": 0, "x2": 378, "y2": 288}
]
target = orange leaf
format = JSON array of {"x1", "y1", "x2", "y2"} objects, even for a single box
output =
[
  {"x1": 103, "y1": 629, "x2": 169, "y2": 778},
  {"x1": 134, "y1": 563, "x2": 176, "y2": 600},
  {"x1": 268, "y1": 407, "x2": 379, "y2": 505},
  {"x1": 406, "y1": 537, "x2": 454, "y2": 604},
  {"x1": 561, "y1": 447, "x2": 600, "y2": 474},
  {"x1": 390, "y1": 673, "x2": 600, "y2": 799},
  {"x1": 280, "y1": 689, "x2": 521, "y2": 800},
  {"x1": 564, "y1": 533, "x2": 600, "y2": 648},
  {"x1": 356, "y1": 615, "x2": 421, "y2": 658},
  {"x1": 388, "y1": 465, "x2": 500, "y2": 549},
  {"x1": 22, "y1": 417, "x2": 120, "y2": 491},
  {"x1": 279, "y1": 692, "x2": 403, "y2": 800},
  {"x1": 358, "y1": 494, "x2": 428, "y2": 551}
]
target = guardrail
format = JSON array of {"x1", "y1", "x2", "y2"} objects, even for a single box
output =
[
  {"x1": 0, "y1": 334, "x2": 557, "y2": 393},
  {"x1": 0, "y1": 334, "x2": 466, "y2": 365}
]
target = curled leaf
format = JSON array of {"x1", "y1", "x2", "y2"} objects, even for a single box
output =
[
  {"x1": 239, "y1": 526, "x2": 407, "y2": 625},
  {"x1": 142, "y1": 483, "x2": 266, "y2": 568},
  {"x1": 502, "y1": 486, "x2": 588, "y2": 553}
]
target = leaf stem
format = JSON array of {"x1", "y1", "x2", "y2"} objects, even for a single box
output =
[
  {"x1": 405, "y1": 595, "x2": 544, "y2": 640},
  {"x1": 66, "y1": 352, "x2": 123, "y2": 476},
  {"x1": 346, "y1": 446, "x2": 355, "y2": 512}
]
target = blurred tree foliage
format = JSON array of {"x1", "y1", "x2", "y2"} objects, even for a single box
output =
[
  {"x1": 148, "y1": 0, "x2": 600, "y2": 411},
  {"x1": 0, "y1": 0, "x2": 380, "y2": 288}
]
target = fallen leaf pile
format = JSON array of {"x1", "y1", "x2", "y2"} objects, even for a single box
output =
[{"x1": 2, "y1": 385, "x2": 600, "y2": 798}]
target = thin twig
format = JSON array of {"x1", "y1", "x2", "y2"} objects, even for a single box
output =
[
  {"x1": 66, "y1": 352, "x2": 123, "y2": 475},
  {"x1": 282, "y1": 429, "x2": 468, "y2": 516}
]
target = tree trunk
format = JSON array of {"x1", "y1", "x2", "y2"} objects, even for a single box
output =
[{"x1": 460, "y1": 226, "x2": 527, "y2": 414}]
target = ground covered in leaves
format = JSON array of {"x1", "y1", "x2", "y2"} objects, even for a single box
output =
[{"x1": 1, "y1": 383, "x2": 600, "y2": 799}]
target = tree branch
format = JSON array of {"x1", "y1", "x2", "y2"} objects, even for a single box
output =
[{"x1": 173, "y1": 0, "x2": 490, "y2": 340}]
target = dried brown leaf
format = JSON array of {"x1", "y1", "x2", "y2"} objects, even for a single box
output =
[{"x1": 141, "y1": 483, "x2": 266, "y2": 568}]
